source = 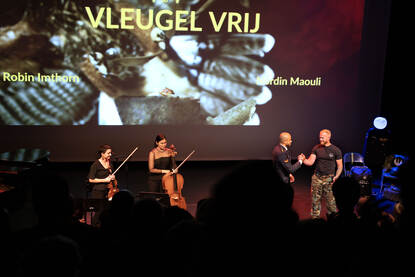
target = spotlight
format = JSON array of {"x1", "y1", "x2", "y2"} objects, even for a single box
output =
[
  {"x1": 363, "y1": 117, "x2": 392, "y2": 178},
  {"x1": 373, "y1": 117, "x2": 388, "y2": 130}
]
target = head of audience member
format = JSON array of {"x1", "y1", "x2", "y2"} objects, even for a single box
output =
[
  {"x1": 110, "y1": 189, "x2": 135, "y2": 214},
  {"x1": 99, "y1": 189, "x2": 135, "y2": 232},
  {"x1": 131, "y1": 198, "x2": 163, "y2": 233},
  {"x1": 395, "y1": 159, "x2": 413, "y2": 232},
  {"x1": 332, "y1": 177, "x2": 361, "y2": 215},
  {"x1": 0, "y1": 207, "x2": 10, "y2": 235},
  {"x1": 195, "y1": 198, "x2": 217, "y2": 226},
  {"x1": 30, "y1": 169, "x2": 74, "y2": 226},
  {"x1": 210, "y1": 160, "x2": 297, "y2": 232},
  {"x1": 19, "y1": 235, "x2": 81, "y2": 277},
  {"x1": 163, "y1": 205, "x2": 194, "y2": 231}
]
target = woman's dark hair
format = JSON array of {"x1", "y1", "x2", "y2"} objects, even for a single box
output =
[
  {"x1": 154, "y1": 134, "x2": 167, "y2": 147},
  {"x1": 96, "y1": 144, "x2": 111, "y2": 158}
]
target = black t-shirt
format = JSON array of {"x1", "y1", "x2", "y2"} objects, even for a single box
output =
[
  {"x1": 88, "y1": 160, "x2": 113, "y2": 186},
  {"x1": 311, "y1": 144, "x2": 342, "y2": 175}
]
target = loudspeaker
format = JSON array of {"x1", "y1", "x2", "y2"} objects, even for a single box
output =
[{"x1": 136, "y1": 192, "x2": 171, "y2": 207}]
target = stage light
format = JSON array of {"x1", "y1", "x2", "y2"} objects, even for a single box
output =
[
  {"x1": 363, "y1": 116, "x2": 392, "y2": 179},
  {"x1": 373, "y1": 117, "x2": 387, "y2": 130}
]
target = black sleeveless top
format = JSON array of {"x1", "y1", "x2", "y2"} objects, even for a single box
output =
[
  {"x1": 150, "y1": 156, "x2": 174, "y2": 176},
  {"x1": 148, "y1": 156, "x2": 175, "y2": 192}
]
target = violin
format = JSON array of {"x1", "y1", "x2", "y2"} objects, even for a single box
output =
[
  {"x1": 107, "y1": 177, "x2": 119, "y2": 201},
  {"x1": 162, "y1": 145, "x2": 194, "y2": 210},
  {"x1": 107, "y1": 147, "x2": 139, "y2": 201}
]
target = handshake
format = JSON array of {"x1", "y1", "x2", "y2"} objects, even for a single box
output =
[{"x1": 298, "y1": 153, "x2": 306, "y2": 162}]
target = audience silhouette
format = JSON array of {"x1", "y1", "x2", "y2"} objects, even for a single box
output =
[{"x1": 0, "y1": 160, "x2": 411, "y2": 276}]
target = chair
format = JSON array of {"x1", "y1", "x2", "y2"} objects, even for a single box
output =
[
  {"x1": 343, "y1": 152, "x2": 365, "y2": 177},
  {"x1": 82, "y1": 178, "x2": 97, "y2": 225},
  {"x1": 379, "y1": 154, "x2": 409, "y2": 200},
  {"x1": 350, "y1": 166, "x2": 373, "y2": 196}
]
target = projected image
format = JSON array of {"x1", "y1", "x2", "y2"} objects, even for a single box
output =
[{"x1": 0, "y1": 0, "x2": 275, "y2": 125}]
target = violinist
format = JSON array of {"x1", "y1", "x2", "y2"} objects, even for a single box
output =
[
  {"x1": 87, "y1": 144, "x2": 116, "y2": 225},
  {"x1": 88, "y1": 144, "x2": 116, "y2": 199},
  {"x1": 148, "y1": 134, "x2": 177, "y2": 193}
]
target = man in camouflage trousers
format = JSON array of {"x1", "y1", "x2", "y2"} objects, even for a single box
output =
[
  {"x1": 310, "y1": 174, "x2": 337, "y2": 218},
  {"x1": 303, "y1": 129, "x2": 343, "y2": 219}
]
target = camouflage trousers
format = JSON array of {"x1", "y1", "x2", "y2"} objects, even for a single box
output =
[{"x1": 310, "y1": 174, "x2": 337, "y2": 219}]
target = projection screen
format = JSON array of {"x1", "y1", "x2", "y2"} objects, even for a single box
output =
[{"x1": 0, "y1": 0, "x2": 390, "y2": 161}]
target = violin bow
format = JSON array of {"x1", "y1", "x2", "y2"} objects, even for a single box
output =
[
  {"x1": 112, "y1": 146, "x2": 139, "y2": 175},
  {"x1": 174, "y1": 150, "x2": 195, "y2": 171}
]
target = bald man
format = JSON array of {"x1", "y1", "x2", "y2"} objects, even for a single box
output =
[
  {"x1": 272, "y1": 132, "x2": 305, "y2": 184},
  {"x1": 303, "y1": 129, "x2": 343, "y2": 219}
]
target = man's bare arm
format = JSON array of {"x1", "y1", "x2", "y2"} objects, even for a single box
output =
[
  {"x1": 303, "y1": 153, "x2": 316, "y2": 166},
  {"x1": 333, "y1": 159, "x2": 343, "y2": 182}
]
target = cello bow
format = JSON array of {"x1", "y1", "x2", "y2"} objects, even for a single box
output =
[{"x1": 174, "y1": 150, "x2": 195, "y2": 172}]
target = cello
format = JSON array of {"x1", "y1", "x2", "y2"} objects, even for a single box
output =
[
  {"x1": 162, "y1": 145, "x2": 195, "y2": 210},
  {"x1": 107, "y1": 146, "x2": 139, "y2": 201}
]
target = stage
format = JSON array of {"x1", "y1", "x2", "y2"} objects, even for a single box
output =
[
  {"x1": 32, "y1": 160, "x2": 338, "y2": 220},
  {"x1": 2, "y1": 156, "x2": 396, "y2": 233}
]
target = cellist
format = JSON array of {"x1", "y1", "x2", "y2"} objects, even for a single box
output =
[
  {"x1": 87, "y1": 144, "x2": 116, "y2": 223},
  {"x1": 147, "y1": 134, "x2": 177, "y2": 193}
]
